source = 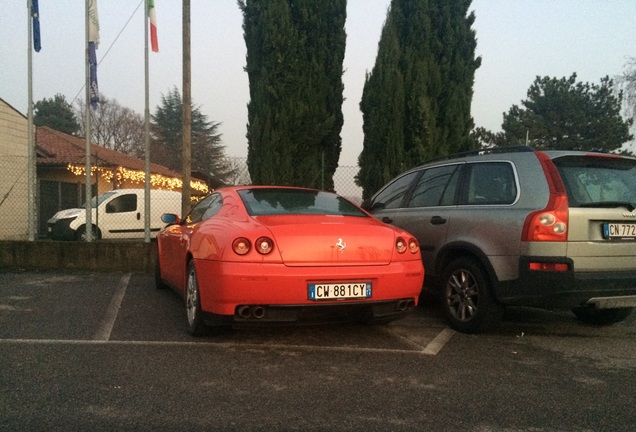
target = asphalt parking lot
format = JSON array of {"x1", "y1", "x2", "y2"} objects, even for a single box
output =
[{"x1": 1, "y1": 270, "x2": 635, "y2": 431}]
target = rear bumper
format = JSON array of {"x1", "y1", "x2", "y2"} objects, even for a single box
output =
[
  {"x1": 495, "y1": 256, "x2": 636, "y2": 309},
  {"x1": 193, "y1": 258, "x2": 424, "y2": 319},
  {"x1": 202, "y1": 299, "x2": 417, "y2": 327}
]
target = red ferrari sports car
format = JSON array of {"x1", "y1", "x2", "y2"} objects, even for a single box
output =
[{"x1": 155, "y1": 186, "x2": 424, "y2": 335}]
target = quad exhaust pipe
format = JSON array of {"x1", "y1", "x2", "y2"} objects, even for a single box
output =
[{"x1": 237, "y1": 305, "x2": 266, "y2": 319}]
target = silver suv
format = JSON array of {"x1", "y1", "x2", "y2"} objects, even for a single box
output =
[{"x1": 363, "y1": 147, "x2": 636, "y2": 333}]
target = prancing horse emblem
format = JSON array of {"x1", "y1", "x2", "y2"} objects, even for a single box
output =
[{"x1": 336, "y1": 238, "x2": 346, "y2": 253}]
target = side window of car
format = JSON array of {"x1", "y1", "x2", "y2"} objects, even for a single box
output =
[
  {"x1": 106, "y1": 194, "x2": 137, "y2": 213},
  {"x1": 201, "y1": 194, "x2": 223, "y2": 221},
  {"x1": 463, "y1": 162, "x2": 517, "y2": 205},
  {"x1": 371, "y1": 171, "x2": 419, "y2": 210},
  {"x1": 185, "y1": 194, "x2": 215, "y2": 224},
  {"x1": 406, "y1": 164, "x2": 460, "y2": 208}
]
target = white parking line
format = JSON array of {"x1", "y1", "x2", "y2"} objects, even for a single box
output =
[
  {"x1": 92, "y1": 273, "x2": 130, "y2": 341},
  {"x1": 421, "y1": 328, "x2": 455, "y2": 355},
  {"x1": 0, "y1": 338, "x2": 449, "y2": 356},
  {"x1": 381, "y1": 325, "x2": 455, "y2": 355}
]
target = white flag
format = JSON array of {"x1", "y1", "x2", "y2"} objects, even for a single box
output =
[{"x1": 88, "y1": 0, "x2": 100, "y2": 47}]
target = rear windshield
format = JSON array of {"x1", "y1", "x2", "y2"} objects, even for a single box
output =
[
  {"x1": 553, "y1": 155, "x2": 636, "y2": 208},
  {"x1": 237, "y1": 188, "x2": 367, "y2": 217}
]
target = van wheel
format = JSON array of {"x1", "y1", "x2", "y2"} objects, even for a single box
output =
[
  {"x1": 441, "y1": 257, "x2": 503, "y2": 333},
  {"x1": 572, "y1": 306, "x2": 633, "y2": 326},
  {"x1": 185, "y1": 261, "x2": 207, "y2": 336},
  {"x1": 76, "y1": 224, "x2": 100, "y2": 241}
]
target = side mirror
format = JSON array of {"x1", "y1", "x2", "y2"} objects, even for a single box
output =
[{"x1": 161, "y1": 213, "x2": 180, "y2": 225}]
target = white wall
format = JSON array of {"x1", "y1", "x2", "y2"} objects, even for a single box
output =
[{"x1": 0, "y1": 99, "x2": 29, "y2": 240}]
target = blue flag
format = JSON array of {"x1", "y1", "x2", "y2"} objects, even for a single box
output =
[
  {"x1": 32, "y1": 0, "x2": 41, "y2": 52},
  {"x1": 88, "y1": 42, "x2": 99, "y2": 110}
]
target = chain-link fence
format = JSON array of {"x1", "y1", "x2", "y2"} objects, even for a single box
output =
[{"x1": 0, "y1": 155, "x2": 362, "y2": 241}]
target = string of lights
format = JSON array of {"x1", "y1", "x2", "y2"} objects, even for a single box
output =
[{"x1": 66, "y1": 163, "x2": 209, "y2": 194}]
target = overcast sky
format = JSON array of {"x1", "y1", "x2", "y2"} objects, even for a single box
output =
[{"x1": 1, "y1": 0, "x2": 635, "y2": 165}]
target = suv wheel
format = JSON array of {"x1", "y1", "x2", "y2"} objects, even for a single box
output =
[
  {"x1": 572, "y1": 306, "x2": 633, "y2": 326},
  {"x1": 441, "y1": 257, "x2": 503, "y2": 333}
]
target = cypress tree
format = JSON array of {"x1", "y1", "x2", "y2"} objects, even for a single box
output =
[
  {"x1": 239, "y1": 0, "x2": 346, "y2": 190},
  {"x1": 357, "y1": 0, "x2": 481, "y2": 199}
]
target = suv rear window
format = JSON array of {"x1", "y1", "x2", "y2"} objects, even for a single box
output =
[{"x1": 553, "y1": 155, "x2": 636, "y2": 208}]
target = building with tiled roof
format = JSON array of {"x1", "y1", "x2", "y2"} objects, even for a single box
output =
[{"x1": 36, "y1": 126, "x2": 210, "y2": 238}]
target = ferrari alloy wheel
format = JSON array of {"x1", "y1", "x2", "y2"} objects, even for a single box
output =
[
  {"x1": 441, "y1": 257, "x2": 503, "y2": 333},
  {"x1": 185, "y1": 261, "x2": 206, "y2": 336}
]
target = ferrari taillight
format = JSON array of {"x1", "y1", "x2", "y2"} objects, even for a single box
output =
[
  {"x1": 396, "y1": 237, "x2": 419, "y2": 254},
  {"x1": 408, "y1": 238, "x2": 419, "y2": 254},
  {"x1": 232, "y1": 237, "x2": 251, "y2": 255},
  {"x1": 232, "y1": 236, "x2": 275, "y2": 256},
  {"x1": 255, "y1": 237, "x2": 274, "y2": 255}
]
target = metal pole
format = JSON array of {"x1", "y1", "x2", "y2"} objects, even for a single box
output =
[
  {"x1": 144, "y1": 0, "x2": 151, "y2": 242},
  {"x1": 182, "y1": 0, "x2": 192, "y2": 216},
  {"x1": 84, "y1": 0, "x2": 93, "y2": 241},
  {"x1": 27, "y1": 0, "x2": 36, "y2": 241}
]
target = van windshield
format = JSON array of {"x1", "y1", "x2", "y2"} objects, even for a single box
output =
[
  {"x1": 554, "y1": 155, "x2": 636, "y2": 209},
  {"x1": 85, "y1": 191, "x2": 118, "y2": 208}
]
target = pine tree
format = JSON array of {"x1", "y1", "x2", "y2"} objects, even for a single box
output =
[
  {"x1": 34, "y1": 94, "x2": 80, "y2": 135},
  {"x1": 501, "y1": 74, "x2": 633, "y2": 152},
  {"x1": 151, "y1": 87, "x2": 233, "y2": 184},
  {"x1": 357, "y1": 0, "x2": 481, "y2": 199},
  {"x1": 239, "y1": 0, "x2": 346, "y2": 190}
]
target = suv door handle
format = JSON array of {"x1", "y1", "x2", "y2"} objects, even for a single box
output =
[
  {"x1": 381, "y1": 216, "x2": 393, "y2": 224},
  {"x1": 430, "y1": 216, "x2": 446, "y2": 225}
]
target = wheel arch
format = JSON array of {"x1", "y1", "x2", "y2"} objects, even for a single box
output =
[{"x1": 434, "y1": 241, "x2": 500, "y2": 298}]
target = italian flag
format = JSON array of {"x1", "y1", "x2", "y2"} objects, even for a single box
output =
[{"x1": 148, "y1": 0, "x2": 158, "y2": 52}]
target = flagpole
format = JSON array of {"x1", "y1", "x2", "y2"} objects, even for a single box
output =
[
  {"x1": 144, "y1": 0, "x2": 151, "y2": 242},
  {"x1": 84, "y1": 0, "x2": 93, "y2": 242},
  {"x1": 27, "y1": 0, "x2": 36, "y2": 241}
]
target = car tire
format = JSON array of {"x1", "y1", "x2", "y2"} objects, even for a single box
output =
[
  {"x1": 441, "y1": 257, "x2": 503, "y2": 333},
  {"x1": 76, "y1": 224, "x2": 100, "y2": 241},
  {"x1": 185, "y1": 261, "x2": 207, "y2": 336},
  {"x1": 572, "y1": 306, "x2": 633, "y2": 326}
]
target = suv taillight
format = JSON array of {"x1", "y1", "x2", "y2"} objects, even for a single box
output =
[{"x1": 522, "y1": 152, "x2": 569, "y2": 242}]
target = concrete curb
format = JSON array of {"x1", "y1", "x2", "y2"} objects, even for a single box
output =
[{"x1": 0, "y1": 240, "x2": 156, "y2": 273}]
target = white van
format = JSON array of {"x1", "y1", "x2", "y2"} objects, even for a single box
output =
[{"x1": 47, "y1": 189, "x2": 182, "y2": 240}]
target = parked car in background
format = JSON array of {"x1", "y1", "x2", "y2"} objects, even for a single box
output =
[
  {"x1": 155, "y1": 186, "x2": 424, "y2": 336},
  {"x1": 363, "y1": 147, "x2": 636, "y2": 333},
  {"x1": 47, "y1": 189, "x2": 181, "y2": 240}
]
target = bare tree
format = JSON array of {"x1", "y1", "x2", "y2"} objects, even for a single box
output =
[
  {"x1": 617, "y1": 57, "x2": 636, "y2": 126},
  {"x1": 76, "y1": 95, "x2": 145, "y2": 157},
  {"x1": 223, "y1": 156, "x2": 251, "y2": 185}
]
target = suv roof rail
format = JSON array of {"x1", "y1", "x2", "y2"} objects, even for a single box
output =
[{"x1": 419, "y1": 145, "x2": 536, "y2": 166}]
